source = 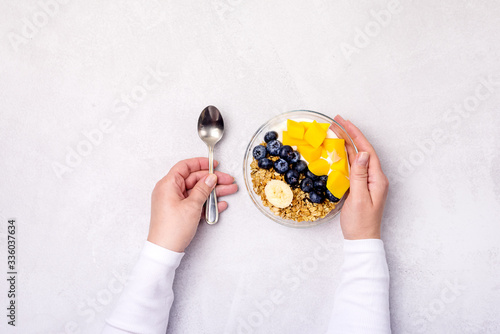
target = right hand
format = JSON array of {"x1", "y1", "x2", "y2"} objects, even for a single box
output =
[{"x1": 334, "y1": 115, "x2": 389, "y2": 240}]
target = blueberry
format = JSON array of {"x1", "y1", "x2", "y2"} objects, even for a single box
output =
[
  {"x1": 326, "y1": 189, "x2": 340, "y2": 203},
  {"x1": 310, "y1": 191, "x2": 324, "y2": 204},
  {"x1": 258, "y1": 158, "x2": 273, "y2": 169},
  {"x1": 274, "y1": 158, "x2": 289, "y2": 174},
  {"x1": 319, "y1": 175, "x2": 328, "y2": 183},
  {"x1": 264, "y1": 131, "x2": 278, "y2": 143},
  {"x1": 279, "y1": 145, "x2": 293, "y2": 161},
  {"x1": 267, "y1": 140, "x2": 282, "y2": 156},
  {"x1": 305, "y1": 169, "x2": 318, "y2": 180},
  {"x1": 253, "y1": 145, "x2": 267, "y2": 160},
  {"x1": 293, "y1": 160, "x2": 308, "y2": 173},
  {"x1": 284, "y1": 169, "x2": 300, "y2": 186},
  {"x1": 314, "y1": 179, "x2": 326, "y2": 191},
  {"x1": 288, "y1": 151, "x2": 300, "y2": 164},
  {"x1": 300, "y1": 178, "x2": 314, "y2": 193}
]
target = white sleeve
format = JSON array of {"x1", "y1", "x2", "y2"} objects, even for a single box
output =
[
  {"x1": 326, "y1": 239, "x2": 391, "y2": 334},
  {"x1": 102, "y1": 241, "x2": 184, "y2": 334}
]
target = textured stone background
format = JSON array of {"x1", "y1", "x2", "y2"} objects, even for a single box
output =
[{"x1": 1, "y1": 0, "x2": 499, "y2": 333}]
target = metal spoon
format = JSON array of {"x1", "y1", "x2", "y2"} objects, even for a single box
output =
[{"x1": 197, "y1": 105, "x2": 224, "y2": 224}]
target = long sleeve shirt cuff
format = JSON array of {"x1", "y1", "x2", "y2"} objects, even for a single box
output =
[
  {"x1": 327, "y1": 238, "x2": 391, "y2": 334},
  {"x1": 102, "y1": 241, "x2": 184, "y2": 334}
]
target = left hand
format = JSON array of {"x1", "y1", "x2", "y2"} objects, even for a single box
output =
[{"x1": 147, "y1": 157, "x2": 238, "y2": 252}]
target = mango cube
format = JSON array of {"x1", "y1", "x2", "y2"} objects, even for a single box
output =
[
  {"x1": 300, "y1": 121, "x2": 330, "y2": 131},
  {"x1": 327, "y1": 170, "x2": 350, "y2": 199},
  {"x1": 287, "y1": 119, "x2": 305, "y2": 139},
  {"x1": 330, "y1": 157, "x2": 349, "y2": 177},
  {"x1": 308, "y1": 159, "x2": 330, "y2": 176},
  {"x1": 304, "y1": 121, "x2": 327, "y2": 149},
  {"x1": 321, "y1": 148, "x2": 329, "y2": 159},
  {"x1": 319, "y1": 123, "x2": 331, "y2": 131},
  {"x1": 297, "y1": 145, "x2": 322, "y2": 163},
  {"x1": 282, "y1": 131, "x2": 307, "y2": 146},
  {"x1": 323, "y1": 138, "x2": 345, "y2": 155}
]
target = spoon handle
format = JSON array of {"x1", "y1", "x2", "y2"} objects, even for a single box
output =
[{"x1": 206, "y1": 145, "x2": 218, "y2": 224}]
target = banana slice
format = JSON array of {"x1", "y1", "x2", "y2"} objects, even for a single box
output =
[{"x1": 265, "y1": 180, "x2": 293, "y2": 208}]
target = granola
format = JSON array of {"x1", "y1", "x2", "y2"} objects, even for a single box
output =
[{"x1": 250, "y1": 157, "x2": 336, "y2": 222}]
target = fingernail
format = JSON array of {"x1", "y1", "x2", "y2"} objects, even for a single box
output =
[
  {"x1": 356, "y1": 152, "x2": 369, "y2": 167},
  {"x1": 205, "y1": 174, "x2": 217, "y2": 187},
  {"x1": 336, "y1": 114, "x2": 345, "y2": 122}
]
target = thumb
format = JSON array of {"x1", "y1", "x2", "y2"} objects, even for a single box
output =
[
  {"x1": 349, "y1": 152, "x2": 370, "y2": 197},
  {"x1": 187, "y1": 173, "x2": 217, "y2": 207}
]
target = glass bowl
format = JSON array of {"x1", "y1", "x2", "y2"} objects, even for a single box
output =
[{"x1": 243, "y1": 110, "x2": 358, "y2": 228}]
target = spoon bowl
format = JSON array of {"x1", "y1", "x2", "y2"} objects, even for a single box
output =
[{"x1": 198, "y1": 106, "x2": 224, "y2": 146}]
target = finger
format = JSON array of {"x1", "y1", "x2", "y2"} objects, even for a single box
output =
[
  {"x1": 334, "y1": 114, "x2": 348, "y2": 129},
  {"x1": 332, "y1": 115, "x2": 357, "y2": 166},
  {"x1": 214, "y1": 184, "x2": 238, "y2": 197},
  {"x1": 334, "y1": 115, "x2": 376, "y2": 155},
  {"x1": 201, "y1": 201, "x2": 229, "y2": 220},
  {"x1": 218, "y1": 201, "x2": 228, "y2": 213},
  {"x1": 186, "y1": 173, "x2": 217, "y2": 207},
  {"x1": 368, "y1": 171, "x2": 390, "y2": 205},
  {"x1": 161, "y1": 158, "x2": 219, "y2": 182},
  {"x1": 335, "y1": 115, "x2": 389, "y2": 202},
  {"x1": 334, "y1": 115, "x2": 382, "y2": 172},
  {"x1": 188, "y1": 183, "x2": 238, "y2": 197},
  {"x1": 346, "y1": 120, "x2": 383, "y2": 173},
  {"x1": 185, "y1": 170, "x2": 235, "y2": 190},
  {"x1": 349, "y1": 152, "x2": 372, "y2": 203}
]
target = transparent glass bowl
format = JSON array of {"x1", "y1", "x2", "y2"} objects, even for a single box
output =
[{"x1": 243, "y1": 110, "x2": 358, "y2": 228}]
